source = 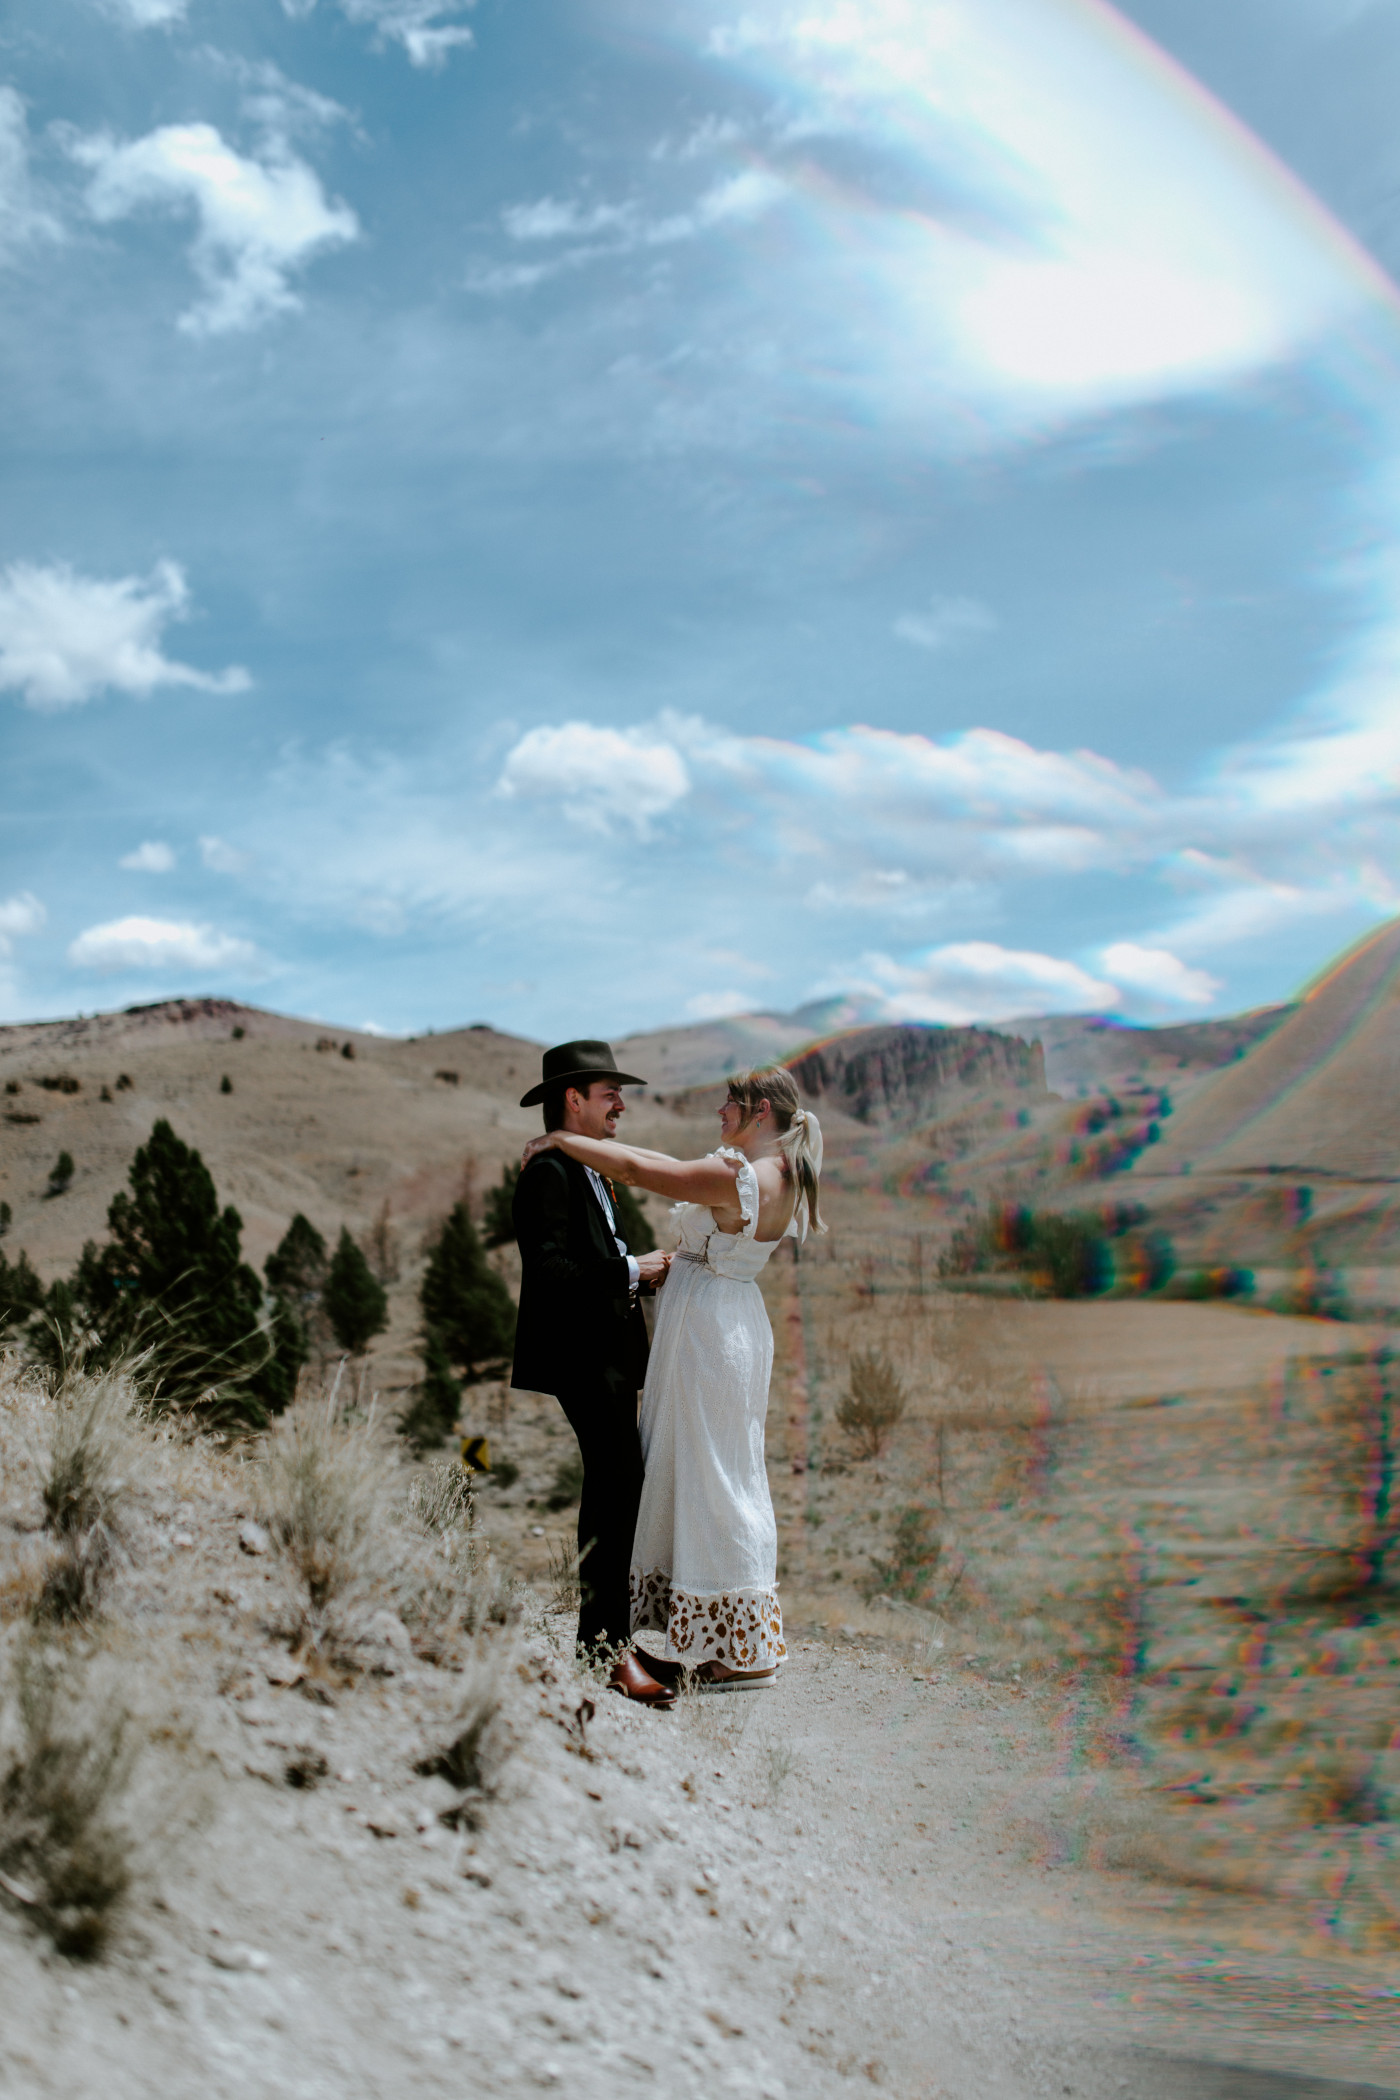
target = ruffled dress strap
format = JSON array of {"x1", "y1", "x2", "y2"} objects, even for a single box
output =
[{"x1": 713, "y1": 1146, "x2": 761, "y2": 1239}]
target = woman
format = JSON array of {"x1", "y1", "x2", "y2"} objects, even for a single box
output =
[{"x1": 521, "y1": 1064, "x2": 823, "y2": 1689}]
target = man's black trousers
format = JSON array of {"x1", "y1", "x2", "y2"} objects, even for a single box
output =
[{"x1": 555, "y1": 1379, "x2": 644, "y2": 1655}]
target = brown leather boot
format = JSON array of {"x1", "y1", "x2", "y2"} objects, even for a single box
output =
[
  {"x1": 608, "y1": 1651, "x2": 677, "y2": 1707},
  {"x1": 633, "y1": 1651, "x2": 687, "y2": 1688}
]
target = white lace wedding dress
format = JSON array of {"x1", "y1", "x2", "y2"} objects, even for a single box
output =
[{"x1": 629, "y1": 1147, "x2": 794, "y2": 1673}]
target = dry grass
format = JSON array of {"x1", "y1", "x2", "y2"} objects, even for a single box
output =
[
  {"x1": 408, "y1": 1459, "x2": 475, "y2": 1538},
  {"x1": 0, "y1": 1641, "x2": 138, "y2": 1958},
  {"x1": 31, "y1": 1368, "x2": 142, "y2": 1626},
  {"x1": 545, "y1": 1534, "x2": 581, "y2": 1616},
  {"x1": 257, "y1": 1395, "x2": 388, "y2": 1650}
]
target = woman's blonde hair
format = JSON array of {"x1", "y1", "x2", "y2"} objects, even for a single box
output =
[{"x1": 725, "y1": 1065, "x2": 825, "y2": 1237}]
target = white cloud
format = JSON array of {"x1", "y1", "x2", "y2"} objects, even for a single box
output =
[
  {"x1": 291, "y1": 0, "x2": 475, "y2": 66},
  {"x1": 0, "y1": 560, "x2": 249, "y2": 711},
  {"x1": 119, "y1": 840, "x2": 176, "y2": 872},
  {"x1": 893, "y1": 595, "x2": 996, "y2": 653},
  {"x1": 0, "y1": 88, "x2": 59, "y2": 254},
  {"x1": 504, "y1": 197, "x2": 636, "y2": 242},
  {"x1": 98, "y1": 0, "x2": 187, "y2": 24},
  {"x1": 496, "y1": 722, "x2": 692, "y2": 836},
  {"x1": 68, "y1": 916, "x2": 261, "y2": 974},
  {"x1": 1099, "y1": 942, "x2": 1220, "y2": 1007},
  {"x1": 684, "y1": 988, "x2": 754, "y2": 1020},
  {"x1": 199, "y1": 834, "x2": 251, "y2": 874},
  {"x1": 0, "y1": 892, "x2": 45, "y2": 957},
  {"x1": 850, "y1": 940, "x2": 1118, "y2": 1025},
  {"x1": 483, "y1": 170, "x2": 787, "y2": 290},
  {"x1": 69, "y1": 122, "x2": 359, "y2": 334}
]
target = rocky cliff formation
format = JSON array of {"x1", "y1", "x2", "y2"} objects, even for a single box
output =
[{"x1": 789, "y1": 1024, "x2": 1046, "y2": 1128}]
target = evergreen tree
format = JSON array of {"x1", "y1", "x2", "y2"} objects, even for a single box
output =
[
  {"x1": 262, "y1": 1212, "x2": 331, "y2": 1409},
  {"x1": 420, "y1": 1202, "x2": 515, "y2": 1374},
  {"x1": 610, "y1": 1180, "x2": 655, "y2": 1255},
  {"x1": 0, "y1": 1244, "x2": 44, "y2": 1337},
  {"x1": 399, "y1": 1327, "x2": 462, "y2": 1451},
  {"x1": 321, "y1": 1227, "x2": 388, "y2": 1355},
  {"x1": 266, "y1": 1213, "x2": 328, "y2": 1300},
  {"x1": 45, "y1": 1120, "x2": 276, "y2": 1423},
  {"x1": 481, "y1": 1162, "x2": 520, "y2": 1250},
  {"x1": 47, "y1": 1151, "x2": 74, "y2": 1197}
]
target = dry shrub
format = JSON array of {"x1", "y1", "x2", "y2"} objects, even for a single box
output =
[
  {"x1": 868, "y1": 1505, "x2": 946, "y2": 1604},
  {"x1": 836, "y1": 1349, "x2": 908, "y2": 1459},
  {"x1": 396, "y1": 1462, "x2": 514, "y2": 1658},
  {"x1": 258, "y1": 1398, "x2": 387, "y2": 1649},
  {"x1": 33, "y1": 1369, "x2": 141, "y2": 1626},
  {"x1": 415, "y1": 1652, "x2": 515, "y2": 1825},
  {"x1": 408, "y1": 1460, "x2": 474, "y2": 1538},
  {"x1": 0, "y1": 1643, "x2": 137, "y2": 1958}
]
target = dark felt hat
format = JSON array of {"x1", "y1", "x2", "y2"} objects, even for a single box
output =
[{"x1": 519, "y1": 1039, "x2": 647, "y2": 1108}]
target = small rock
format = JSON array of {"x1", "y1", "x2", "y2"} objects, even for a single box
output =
[
  {"x1": 172, "y1": 1532, "x2": 195, "y2": 1550},
  {"x1": 365, "y1": 1809, "x2": 404, "y2": 1839},
  {"x1": 367, "y1": 1609, "x2": 412, "y2": 1655},
  {"x1": 238, "y1": 1521, "x2": 270, "y2": 1556},
  {"x1": 264, "y1": 1654, "x2": 305, "y2": 1687},
  {"x1": 210, "y1": 1944, "x2": 270, "y2": 1973},
  {"x1": 530, "y1": 1525, "x2": 545, "y2": 1538}
]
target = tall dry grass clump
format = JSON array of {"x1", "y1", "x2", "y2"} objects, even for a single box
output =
[
  {"x1": 257, "y1": 1396, "x2": 387, "y2": 1649},
  {"x1": 0, "y1": 1643, "x2": 138, "y2": 1957},
  {"x1": 33, "y1": 1367, "x2": 143, "y2": 1625},
  {"x1": 398, "y1": 1459, "x2": 514, "y2": 1657},
  {"x1": 836, "y1": 1348, "x2": 908, "y2": 1460}
]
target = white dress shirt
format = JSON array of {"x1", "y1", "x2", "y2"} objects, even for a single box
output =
[{"x1": 585, "y1": 1165, "x2": 640, "y2": 1294}]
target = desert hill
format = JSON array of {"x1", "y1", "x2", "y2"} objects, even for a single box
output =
[
  {"x1": 1010, "y1": 1005, "x2": 1290, "y2": 1094},
  {"x1": 1139, "y1": 915, "x2": 1400, "y2": 1181}
]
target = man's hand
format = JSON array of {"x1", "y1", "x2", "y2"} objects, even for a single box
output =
[{"x1": 636, "y1": 1249, "x2": 672, "y2": 1290}]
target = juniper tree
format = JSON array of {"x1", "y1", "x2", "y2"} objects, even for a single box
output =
[
  {"x1": 0, "y1": 1245, "x2": 43, "y2": 1337},
  {"x1": 263, "y1": 1213, "x2": 330, "y2": 1408},
  {"x1": 420, "y1": 1202, "x2": 514, "y2": 1375},
  {"x1": 266, "y1": 1213, "x2": 328, "y2": 1303},
  {"x1": 321, "y1": 1227, "x2": 388, "y2": 1356},
  {"x1": 400, "y1": 1327, "x2": 462, "y2": 1451},
  {"x1": 481, "y1": 1163, "x2": 520, "y2": 1250},
  {"x1": 609, "y1": 1180, "x2": 655, "y2": 1255},
  {"x1": 47, "y1": 1152, "x2": 74, "y2": 1197},
  {"x1": 38, "y1": 1119, "x2": 279, "y2": 1424}
]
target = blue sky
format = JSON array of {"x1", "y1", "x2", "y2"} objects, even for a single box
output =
[{"x1": 3, "y1": 0, "x2": 1400, "y2": 1038}]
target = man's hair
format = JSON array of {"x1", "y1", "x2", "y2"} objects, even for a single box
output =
[{"x1": 542, "y1": 1077, "x2": 604, "y2": 1132}]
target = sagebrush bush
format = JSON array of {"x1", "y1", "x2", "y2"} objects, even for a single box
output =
[
  {"x1": 409, "y1": 1460, "x2": 475, "y2": 1538},
  {"x1": 258, "y1": 1399, "x2": 386, "y2": 1646},
  {"x1": 836, "y1": 1349, "x2": 907, "y2": 1459},
  {"x1": 0, "y1": 1645, "x2": 137, "y2": 1958},
  {"x1": 33, "y1": 1370, "x2": 138, "y2": 1625},
  {"x1": 415, "y1": 1655, "x2": 514, "y2": 1824}
]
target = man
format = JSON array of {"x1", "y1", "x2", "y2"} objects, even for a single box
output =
[{"x1": 512, "y1": 1040, "x2": 676, "y2": 1708}]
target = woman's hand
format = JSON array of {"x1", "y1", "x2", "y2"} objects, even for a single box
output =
[{"x1": 520, "y1": 1131, "x2": 561, "y2": 1168}]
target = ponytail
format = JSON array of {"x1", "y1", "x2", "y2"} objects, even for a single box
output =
[{"x1": 724, "y1": 1065, "x2": 826, "y2": 1238}]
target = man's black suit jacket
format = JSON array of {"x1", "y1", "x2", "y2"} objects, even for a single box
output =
[{"x1": 510, "y1": 1152, "x2": 649, "y2": 1401}]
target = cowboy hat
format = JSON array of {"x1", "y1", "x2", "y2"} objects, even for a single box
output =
[{"x1": 519, "y1": 1039, "x2": 648, "y2": 1108}]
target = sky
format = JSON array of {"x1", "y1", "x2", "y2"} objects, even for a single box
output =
[{"x1": 4, "y1": 0, "x2": 1400, "y2": 1040}]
